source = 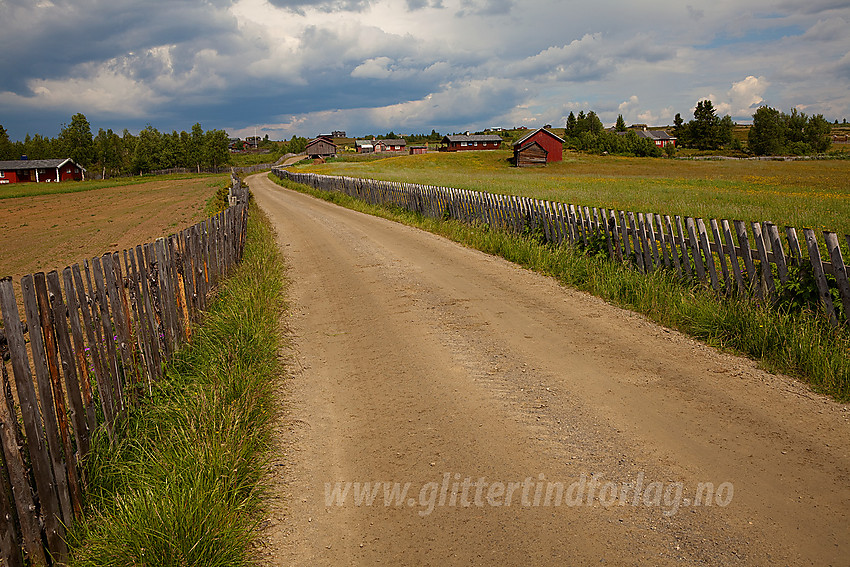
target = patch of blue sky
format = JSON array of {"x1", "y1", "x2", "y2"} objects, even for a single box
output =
[{"x1": 696, "y1": 25, "x2": 805, "y2": 50}]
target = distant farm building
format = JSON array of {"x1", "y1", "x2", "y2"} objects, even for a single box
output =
[
  {"x1": 355, "y1": 140, "x2": 374, "y2": 153},
  {"x1": 441, "y1": 134, "x2": 503, "y2": 151},
  {"x1": 0, "y1": 158, "x2": 85, "y2": 183},
  {"x1": 306, "y1": 138, "x2": 337, "y2": 158},
  {"x1": 374, "y1": 139, "x2": 406, "y2": 152},
  {"x1": 409, "y1": 145, "x2": 427, "y2": 155},
  {"x1": 331, "y1": 130, "x2": 347, "y2": 138},
  {"x1": 617, "y1": 128, "x2": 676, "y2": 148},
  {"x1": 512, "y1": 128, "x2": 565, "y2": 166}
]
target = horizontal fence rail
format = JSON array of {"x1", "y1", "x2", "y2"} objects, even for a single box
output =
[
  {"x1": 0, "y1": 194, "x2": 249, "y2": 565},
  {"x1": 272, "y1": 168, "x2": 850, "y2": 326}
]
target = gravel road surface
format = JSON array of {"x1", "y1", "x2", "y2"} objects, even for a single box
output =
[{"x1": 251, "y1": 172, "x2": 849, "y2": 566}]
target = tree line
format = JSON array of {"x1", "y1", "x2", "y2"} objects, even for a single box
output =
[
  {"x1": 747, "y1": 107, "x2": 833, "y2": 155},
  {"x1": 0, "y1": 113, "x2": 231, "y2": 177},
  {"x1": 563, "y1": 100, "x2": 834, "y2": 157},
  {"x1": 564, "y1": 110, "x2": 664, "y2": 157},
  {"x1": 675, "y1": 101, "x2": 832, "y2": 155}
]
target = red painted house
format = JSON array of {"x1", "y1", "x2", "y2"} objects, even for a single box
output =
[
  {"x1": 374, "y1": 139, "x2": 406, "y2": 152},
  {"x1": 0, "y1": 158, "x2": 86, "y2": 183},
  {"x1": 512, "y1": 128, "x2": 565, "y2": 164},
  {"x1": 440, "y1": 134, "x2": 503, "y2": 151}
]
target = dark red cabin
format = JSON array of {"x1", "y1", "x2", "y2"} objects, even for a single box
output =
[{"x1": 512, "y1": 128, "x2": 565, "y2": 164}]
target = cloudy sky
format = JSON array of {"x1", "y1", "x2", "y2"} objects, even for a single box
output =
[{"x1": 1, "y1": 0, "x2": 848, "y2": 141}]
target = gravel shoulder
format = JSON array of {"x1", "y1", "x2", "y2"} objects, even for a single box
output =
[{"x1": 251, "y1": 173, "x2": 850, "y2": 566}]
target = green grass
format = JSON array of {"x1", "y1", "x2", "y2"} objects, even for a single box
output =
[
  {"x1": 291, "y1": 150, "x2": 850, "y2": 236},
  {"x1": 69, "y1": 202, "x2": 285, "y2": 566},
  {"x1": 0, "y1": 173, "x2": 228, "y2": 200},
  {"x1": 270, "y1": 173, "x2": 850, "y2": 402},
  {"x1": 229, "y1": 151, "x2": 278, "y2": 167}
]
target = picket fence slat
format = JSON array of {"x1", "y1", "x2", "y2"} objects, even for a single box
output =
[
  {"x1": 751, "y1": 222, "x2": 775, "y2": 297},
  {"x1": 824, "y1": 232, "x2": 850, "y2": 319},
  {"x1": 46, "y1": 271, "x2": 91, "y2": 467},
  {"x1": 62, "y1": 267, "x2": 98, "y2": 435},
  {"x1": 766, "y1": 223, "x2": 789, "y2": 285},
  {"x1": 39, "y1": 272, "x2": 85, "y2": 519},
  {"x1": 24, "y1": 274, "x2": 74, "y2": 527},
  {"x1": 0, "y1": 359, "x2": 42, "y2": 567},
  {"x1": 804, "y1": 229, "x2": 838, "y2": 326},
  {"x1": 103, "y1": 253, "x2": 134, "y2": 402},
  {"x1": 93, "y1": 256, "x2": 126, "y2": 416},
  {"x1": 0, "y1": 278, "x2": 68, "y2": 561},
  {"x1": 71, "y1": 263, "x2": 116, "y2": 438},
  {"x1": 721, "y1": 220, "x2": 743, "y2": 292}
]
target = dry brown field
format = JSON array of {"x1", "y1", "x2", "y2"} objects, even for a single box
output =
[{"x1": 0, "y1": 175, "x2": 226, "y2": 283}]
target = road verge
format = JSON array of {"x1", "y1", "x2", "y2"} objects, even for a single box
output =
[{"x1": 68, "y1": 202, "x2": 286, "y2": 566}]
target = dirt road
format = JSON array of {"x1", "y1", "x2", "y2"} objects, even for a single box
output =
[{"x1": 250, "y1": 173, "x2": 850, "y2": 566}]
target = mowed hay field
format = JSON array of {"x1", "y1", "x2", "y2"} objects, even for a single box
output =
[
  {"x1": 296, "y1": 151, "x2": 850, "y2": 237},
  {"x1": 0, "y1": 174, "x2": 228, "y2": 282}
]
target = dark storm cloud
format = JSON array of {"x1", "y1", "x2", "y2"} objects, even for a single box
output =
[
  {"x1": 0, "y1": 0, "x2": 239, "y2": 93},
  {"x1": 0, "y1": 0, "x2": 848, "y2": 141}
]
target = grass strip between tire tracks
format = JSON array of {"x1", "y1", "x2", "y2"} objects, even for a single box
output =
[
  {"x1": 270, "y1": 174, "x2": 850, "y2": 402},
  {"x1": 68, "y1": 201, "x2": 285, "y2": 566}
]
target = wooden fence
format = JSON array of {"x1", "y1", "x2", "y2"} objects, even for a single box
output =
[
  {"x1": 229, "y1": 173, "x2": 251, "y2": 207},
  {"x1": 0, "y1": 197, "x2": 249, "y2": 565},
  {"x1": 272, "y1": 168, "x2": 850, "y2": 326}
]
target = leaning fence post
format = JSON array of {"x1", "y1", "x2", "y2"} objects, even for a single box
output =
[
  {"x1": 721, "y1": 220, "x2": 744, "y2": 293},
  {"x1": 24, "y1": 274, "x2": 74, "y2": 525},
  {"x1": 803, "y1": 229, "x2": 838, "y2": 326},
  {"x1": 685, "y1": 218, "x2": 706, "y2": 282},
  {"x1": 823, "y1": 231, "x2": 850, "y2": 324},
  {"x1": 0, "y1": 358, "x2": 44, "y2": 567},
  {"x1": 709, "y1": 219, "x2": 730, "y2": 290},
  {"x1": 696, "y1": 219, "x2": 719, "y2": 291},
  {"x1": 0, "y1": 278, "x2": 68, "y2": 560},
  {"x1": 751, "y1": 222, "x2": 775, "y2": 298},
  {"x1": 765, "y1": 223, "x2": 789, "y2": 285}
]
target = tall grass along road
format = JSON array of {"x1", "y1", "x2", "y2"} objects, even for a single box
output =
[
  {"x1": 69, "y1": 203, "x2": 285, "y2": 566},
  {"x1": 251, "y1": 173, "x2": 850, "y2": 565}
]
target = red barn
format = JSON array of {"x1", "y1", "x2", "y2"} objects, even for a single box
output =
[
  {"x1": 374, "y1": 139, "x2": 407, "y2": 152},
  {"x1": 0, "y1": 158, "x2": 86, "y2": 183},
  {"x1": 512, "y1": 128, "x2": 565, "y2": 164},
  {"x1": 440, "y1": 134, "x2": 503, "y2": 151}
]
